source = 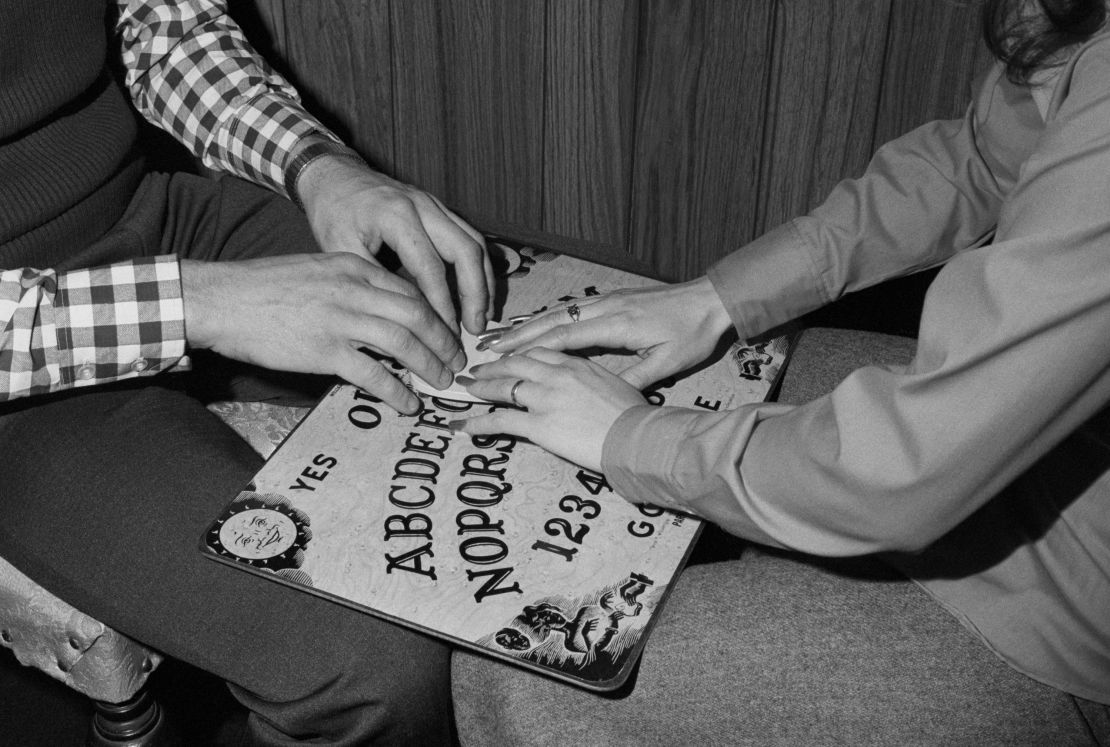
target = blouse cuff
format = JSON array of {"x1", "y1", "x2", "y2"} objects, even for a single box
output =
[
  {"x1": 601, "y1": 401, "x2": 786, "y2": 547},
  {"x1": 602, "y1": 404, "x2": 708, "y2": 512},
  {"x1": 706, "y1": 221, "x2": 827, "y2": 340}
]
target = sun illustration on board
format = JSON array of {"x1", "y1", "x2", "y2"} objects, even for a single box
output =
[{"x1": 206, "y1": 491, "x2": 312, "y2": 572}]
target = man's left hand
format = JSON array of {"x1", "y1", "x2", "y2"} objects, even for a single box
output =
[{"x1": 297, "y1": 152, "x2": 495, "y2": 335}]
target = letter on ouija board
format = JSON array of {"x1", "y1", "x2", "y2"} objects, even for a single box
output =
[{"x1": 385, "y1": 543, "x2": 437, "y2": 580}]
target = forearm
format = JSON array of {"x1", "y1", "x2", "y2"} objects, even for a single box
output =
[
  {"x1": 115, "y1": 0, "x2": 340, "y2": 194},
  {"x1": 710, "y1": 101, "x2": 1004, "y2": 341},
  {"x1": 0, "y1": 257, "x2": 187, "y2": 402},
  {"x1": 606, "y1": 40, "x2": 1110, "y2": 555},
  {"x1": 604, "y1": 268, "x2": 1110, "y2": 557}
]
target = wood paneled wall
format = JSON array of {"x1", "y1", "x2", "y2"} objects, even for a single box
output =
[{"x1": 234, "y1": 0, "x2": 990, "y2": 281}]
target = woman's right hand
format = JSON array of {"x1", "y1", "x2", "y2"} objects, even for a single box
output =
[{"x1": 486, "y1": 276, "x2": 735, "y2": 388}]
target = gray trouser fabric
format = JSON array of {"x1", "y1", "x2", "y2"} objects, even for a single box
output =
[
  {"x1": 451, "y1": 327, "x2": 1108, "y2": 746},
  {"x1": 0, "y1": 172, "x2": 452, "y2": 746}
]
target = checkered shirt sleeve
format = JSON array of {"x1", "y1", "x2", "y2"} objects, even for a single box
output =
[
  {"x1": 116, "y1": 0, "x2": 341, "y2": 196},
  {"x1": 0, "y1": 257, "x2": 186, "y2": 402}
]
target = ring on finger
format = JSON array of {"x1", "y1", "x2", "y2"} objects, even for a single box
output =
[
  {"x1": 509, "y1": 378, "x2": 526, "y2": 408},
  {"x1": 567, "y1": 304, "x2": 581, "y2": 323}
]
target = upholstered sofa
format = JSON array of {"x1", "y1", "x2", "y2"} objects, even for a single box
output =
[
  {"x1": 0, "y1": 328, "x2": 895, "y2": 743},
  {"x1": 7, "y1": 328, "x2": 1107, "y2": 744}
]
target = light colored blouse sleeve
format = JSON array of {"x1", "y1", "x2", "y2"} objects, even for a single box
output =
[
  {"x1": 707, "y1": 71, "x2": 1009, "y2": 343},
  {"x1": 602, "y1": 36, "x2": 1110, "y2": 556}
]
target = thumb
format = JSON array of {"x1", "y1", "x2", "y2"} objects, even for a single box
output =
[{"x1": 617, "y1": 352, "x2": 669, "y2": 390}]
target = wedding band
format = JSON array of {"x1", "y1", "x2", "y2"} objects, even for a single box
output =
[
  {"x1": 567, "y1": 304, "x2": 581, "y2": 323},
  {"x1": 509, "y1": 379, "x2": 525, "y2": 408}
]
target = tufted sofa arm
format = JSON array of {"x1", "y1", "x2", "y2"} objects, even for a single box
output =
[
  {"x1": 0, "y1": 400, "x2": 306, "y2": 712},
  {"x1": 0, "y1": 554, "x2": 163, "y2": 704}
]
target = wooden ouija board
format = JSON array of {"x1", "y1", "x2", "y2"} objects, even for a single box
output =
[{"x1": 202, "y1": 243, "x2": 789, "y2": 690}]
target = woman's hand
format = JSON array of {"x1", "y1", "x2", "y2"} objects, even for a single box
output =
[
  {"x1": 451, "y1": 348, "x2": 647, "y2": 472},
  {"x1": 297, "y1": 150, "x2": 495, "y2": 336},
  {"x1": 485, "y1": 277, "x2": 735, "y2": 389}
]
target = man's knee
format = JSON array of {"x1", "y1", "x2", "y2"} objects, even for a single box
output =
[{"x1": 228, "y1": 628, "x2": 453, "y2": 745}]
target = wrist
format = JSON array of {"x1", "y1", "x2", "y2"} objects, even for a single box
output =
[
  {"x1": 283, "y1": 136, "x2": 366, "y2": 211},
  {"x1": 180, "y1": 259, "x2": 220, "y2": 349},
  {"x1": 688, "y1": 276, "x2": 734, "y2": 338}
]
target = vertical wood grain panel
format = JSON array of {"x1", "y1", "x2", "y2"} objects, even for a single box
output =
[
  {"x1": 283, "y1": 1, "x2": 394, "y2": 167},
  {"x1": 229, "y1": 1, "x2": 988, "y2": 280},
  {"x1": 757, "y1": 0, "x2": 891, "y2": 234},
  {"x1": 873, "y1": 0, "x2": 992, "y2": 146},
  {"x1": 628, "y1": 0, "x2": 775, "y2": 281},
  {"x1": 388, "y1": 1, "x2": 447, "y2": 197},
  {"x1": 392, "y1": 0, "x2": 546, "y2": 228},
  {"x1": 543, "y1": 1, "x2": 639, "y2": 252}
]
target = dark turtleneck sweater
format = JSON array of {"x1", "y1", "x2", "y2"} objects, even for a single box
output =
[{"x1": 0, "y1": 0, "x2": 143, "y2": 269}]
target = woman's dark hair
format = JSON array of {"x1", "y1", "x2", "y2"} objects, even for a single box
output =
[{"x1": 983, "y1": 0, "x2": 1107, "y2": 83}]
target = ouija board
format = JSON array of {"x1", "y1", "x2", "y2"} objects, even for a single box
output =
[{"x1": 202, "y1": 243, "x2": 790, "y2": 690}]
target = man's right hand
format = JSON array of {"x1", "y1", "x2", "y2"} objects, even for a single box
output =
[{"x1": 181, "y1": 253, "x2": 465, "y2": 414}]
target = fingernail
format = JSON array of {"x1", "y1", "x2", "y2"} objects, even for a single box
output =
[
  {"x1": 473, "y1": 312, "x2": 486, "y2": 332},
  {"x1": 455, "y1": 375, "x2": 476, "y2": 386},
  {"x1": 476, "y1": 329, "x2": 507, "y2": 342},
  {"x1": 475, "y1": 336, "x2": 501, "y2": 352},
  {"x1": 448, "y1": 419, "x2": 468, "y2": 434},
  {"x1": 508, "y1": 315, "x2": 532, "y2": 324},
  {"x1": 450, "y1": 351, "x2": 466, "y2": 373}
]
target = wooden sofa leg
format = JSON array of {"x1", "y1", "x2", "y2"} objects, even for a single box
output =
[{"x1": 87, "y1": 686, "x2": 167, "y2": 746}]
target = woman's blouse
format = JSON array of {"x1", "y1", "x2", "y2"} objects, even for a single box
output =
[{"x1": 602, "y1": 32, "x2": 1110, "y2": 703}]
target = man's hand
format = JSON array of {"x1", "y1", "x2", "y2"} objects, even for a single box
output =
[
  {"x1": 181, "y1": 254, "x2": 465, "y2": 414},
  {"x1": 296, "y1": 149, "x2": 495, "y2": 336}
]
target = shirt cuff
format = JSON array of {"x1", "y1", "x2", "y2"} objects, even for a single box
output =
[
  {"x1": 56, "y1": 255, "x2": 187, "y2": 388},
  {"x1": 706, "y1": 221, "x2": 828, "y2": 340},
  {"x1": 223, "y1": 93, "x2": 343, "y2": 195},
  {"x1": 601, "y1": 402, "x2": 784, "y2": 547}
]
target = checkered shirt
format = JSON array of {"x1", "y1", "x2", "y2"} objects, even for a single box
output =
[
  {"x1": 116, "y1": 0, "x2": 341, "y2": 195},
  {"x1": 0, "y1": 257, "x2": 186, "y2": 402},
  {"x1": 1, "y1": 3, "x2": 338, "y2": 401}
]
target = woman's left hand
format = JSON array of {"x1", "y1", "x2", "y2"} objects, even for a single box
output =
[{"x1": 452, "y1": 348, "x2": 647, "y2": 472}]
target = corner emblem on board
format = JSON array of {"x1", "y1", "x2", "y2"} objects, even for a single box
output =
[{"x1": 206, "y1": 492, "x2": 312, "y2": 572}]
